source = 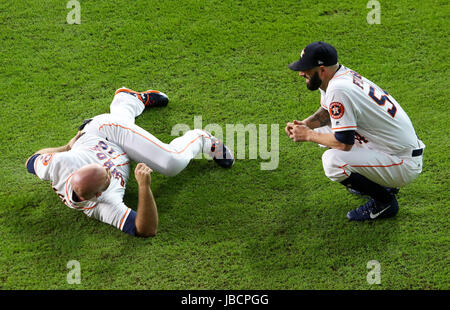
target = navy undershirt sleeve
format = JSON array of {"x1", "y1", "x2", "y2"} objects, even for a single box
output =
[
  {"x1": 122, "y1": 209, "x2": 137, "y2": 236},
  {"x1": 26, "y1": 154, "x2": 41, "y2": 175},
  {"x1": 334, "y1": 130, "x2": 355, "y2": 145}
]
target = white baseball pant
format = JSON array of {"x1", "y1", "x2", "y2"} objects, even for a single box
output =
[
  {"x1": 314, "y1": 126, "x2": 424, "y2": 188},
  {"x1": 83, "y1": 92, "x2": 212, "y2": 176}
]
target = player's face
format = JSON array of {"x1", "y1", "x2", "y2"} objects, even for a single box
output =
[{"x1": 299, "y1": 67, "x2": 322, "y2": 91}]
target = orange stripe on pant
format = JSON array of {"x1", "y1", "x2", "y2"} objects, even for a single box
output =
[
  {"x1": 98, "y1": 123, "x2": 209, "y2": 155},
  {"x1": 338, "y1": 160, "x2": 404, "y2": 177}
]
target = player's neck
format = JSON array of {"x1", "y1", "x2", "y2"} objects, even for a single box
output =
[{"x1": 320, "y1": 64, "x2": 342, "y2": 91}]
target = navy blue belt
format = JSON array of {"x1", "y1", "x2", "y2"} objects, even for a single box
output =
[{"x1": 412, "y1": 148, "x2": 423, "y2": 157}]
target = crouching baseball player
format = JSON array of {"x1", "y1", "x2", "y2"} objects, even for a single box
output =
[
  {"x1": 26, "y1": 88, "x2": 234, "y2": 237},
  {"x1": 285, "y1": 42, "x2": 425, "y2": 221}
]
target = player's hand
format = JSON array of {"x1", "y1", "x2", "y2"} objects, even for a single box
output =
[
  {"x1": 293, "y1": 120, "x2": 306, "y2": 126},
  {"x1": 285, "y1": 122, "x2": 294, "y2": 136},
  {"x1": 289, "y1": 124, "x2": 312, "y2": 142},
  {"x1": 285, "y1": 120, "x2": 306, "y2": 136},
  {"x1": 134, "y1": 163, "x2": 153, "y2": 187},
  {"x1": 67, "y1": 131, "x2": 84, "y2": 150}
]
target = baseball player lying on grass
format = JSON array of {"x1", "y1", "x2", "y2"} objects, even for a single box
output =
[
  {"x1": 26, "y1": 88, "x2": 234, "y2": 237},
  {"x1": 285, "y1": 42, "x2": 425, "y2": 221}
]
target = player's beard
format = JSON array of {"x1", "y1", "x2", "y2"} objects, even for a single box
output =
[{"x1": 306, "y1": 71, "x2": 322, "y2": 91}]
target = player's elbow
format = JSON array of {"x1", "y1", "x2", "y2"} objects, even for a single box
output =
[
  {"x1": 145, "y1": 228, "x2": 158, "y2": 238},
  {"x1": 341, "y1": 143, "x2": 353, "y2": 151},
  {"x1": 334, "y1": 131, "x2": 354, "y2": 151},
  {"x1": 138, "y1": 231, "x2": 157, "y2": 238},
  {"x1": 136, "y1": 227, "x2": 157, "y2": 238},
  {"x1": 335, "y1": 143, "x2": 353, "y2": 152},
  {"x1": 25, "y1": 155, "x2": 32, "y2": 168}
]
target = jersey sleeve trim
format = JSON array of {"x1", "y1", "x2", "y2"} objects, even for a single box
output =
[
  {"x1": 332, "y1": 125, "x2": 357, "y2": 131},
  {"x1": 121, "y1": 208, "x2": 136, "y2": 236},
  {"x1": 27, "y1": 154, "x2": 41, "y2": 175},
  {"x1": 334, "y1": 130, "x2": 355, "y2": 145},
  {"x1": 119, "y1": 208, "x2": 132, "y2": 231}
]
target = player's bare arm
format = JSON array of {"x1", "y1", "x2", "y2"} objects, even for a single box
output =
[
  {"x1": 285, "y1": 107, "x2": 348, "y2": 150},
  {"x1": 285, "y1": 107, "x2": 330, "y2": 136},
  {"x1": 134, "y1": 163, "x2": 158, "y2": 238},
  {"x1": 302, "y1": 107, "x2": 331, "y2": 129},
  {"x1": 25, "y1": 131, "x2": 84, "y2": 168},
  {"x1": 288, "y1": 124, "x2": 352, "y2": 151}
]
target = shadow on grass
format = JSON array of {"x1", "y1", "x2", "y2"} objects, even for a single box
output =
[{"x1": 238, "y1": 184, "x2": 401, "y2": 289}]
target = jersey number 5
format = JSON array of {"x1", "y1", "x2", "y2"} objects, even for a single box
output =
[{"x1": 368, "y1": 86, "x2": 397, "y2": 118}]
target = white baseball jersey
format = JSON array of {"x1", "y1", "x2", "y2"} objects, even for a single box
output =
[
  {"x1": 29, "y1": 90, "x2": 214, "y2": 235},
  {"x1": 319, "y1": 65, "x2": 422, "y2": 155},
  {"x1": 317, "y1": 65, "x2": 424, "y2": 187},
  {"x1": 32, "y1": 132, "x2": 133, "y2": 232}
]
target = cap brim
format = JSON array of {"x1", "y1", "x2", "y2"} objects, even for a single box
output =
[{"x1": 288, "y1": 60, "x2": 313, "y2": 71}]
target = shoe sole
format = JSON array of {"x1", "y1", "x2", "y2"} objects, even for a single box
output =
[
  {"x1": 211, "y1": 142, "x2": 234, "y2": 168},
  {"x1": 115, "y1": 87, "x2": 168, "y2": 107}
]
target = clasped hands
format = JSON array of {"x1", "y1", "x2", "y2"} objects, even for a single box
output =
[{"x1": 285, "y1": 120, "x2": 313, "y2": 142}]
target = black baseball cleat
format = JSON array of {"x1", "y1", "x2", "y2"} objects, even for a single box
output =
[
  {"x1": 210, "y1": 139, "x2": 234, "y2": 168},
  {"x1": 115, "y1": 87, "x2": 169, "y2": 108},
  {"x1": 346, "y1": 195, "x2": 399, "y2": 221}
]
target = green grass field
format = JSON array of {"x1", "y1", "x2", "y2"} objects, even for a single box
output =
[{"x1": 0, "y1": 0, "x2": 448, "y2": 290}]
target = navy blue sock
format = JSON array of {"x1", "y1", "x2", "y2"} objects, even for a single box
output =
[{"x1": 340, "y1": 173, "x2": 392, "y2": 203}]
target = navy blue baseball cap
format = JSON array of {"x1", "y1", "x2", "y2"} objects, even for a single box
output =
[{"x1": 289, "y1": 41, "x2": 338, "y2": 71}]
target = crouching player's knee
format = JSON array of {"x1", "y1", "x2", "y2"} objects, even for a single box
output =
[{"x1": 321, "y1": 149, "x2": 349, "y2": 183}]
